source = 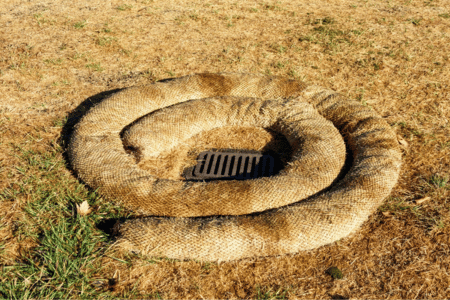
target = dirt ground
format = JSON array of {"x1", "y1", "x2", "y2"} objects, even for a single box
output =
[{"x1": 1, "y1": 0, "x2": 450, "y2": 298}]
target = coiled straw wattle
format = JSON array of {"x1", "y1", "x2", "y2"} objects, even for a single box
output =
[{"x1": 68, "y1": 73, "x2": 401, "y2": 261}]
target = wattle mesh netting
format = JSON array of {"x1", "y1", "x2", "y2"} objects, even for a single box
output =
[{"x1": 68, "y1": 73, "x2": 402, "y2": 261}]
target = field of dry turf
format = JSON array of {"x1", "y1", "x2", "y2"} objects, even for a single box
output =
[{"x1": 1, "y1": 0, "x2": 450, "y2": 298}]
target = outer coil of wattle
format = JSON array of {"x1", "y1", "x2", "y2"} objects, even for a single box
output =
[{"x1": 68, "y1": 73, "x2": 402, "y2": 261}]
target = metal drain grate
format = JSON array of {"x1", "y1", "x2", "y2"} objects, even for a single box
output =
[{"x1": 184, "y1": 150, "x2": 275, "y2": 180}]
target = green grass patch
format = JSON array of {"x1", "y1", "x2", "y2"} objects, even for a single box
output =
[
  {"x1": 0, "y1": 216, "x2": 107, "y2": 298},
  {"x1": 326, "y1": 266, "x2": 344, "y2": 279},
  {"x1": 44, "y1": 58, "x2": 63, "y2": 66},
  {"x1": 379, "y1": 194, "x2": 448, "y2": 232},
  {"x1": 255, "y1": 286, "x2": 288, "y2": 300},
  {"x1": 73, "y1": 20, "x2": 87, "y2": 29},
  {"x1": 298, "y1": 21, "x2": 357, "y2": 52},
  {"x1": 429, "y1": 175, "x2": 449, "y2": 189},
  {"x1": 0, "y1": 133, "x2": 131, "y2": 298},
  {"x1": 117, "y1": 4, "x2": 133, "y2": 11},
  {"x1": 85, "y1": 63, "x2": 103, "y2": 72},
  {"x1": 379, "y1": 197, "x2": 413, "y2": 214},
  {"x1": 97, "y1": 37, "x2": 117, "y2": 47}
]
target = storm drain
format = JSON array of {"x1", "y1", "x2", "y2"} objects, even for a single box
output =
[{"x1": 184, "y1": 150, "x2": 276, "y2": 180}]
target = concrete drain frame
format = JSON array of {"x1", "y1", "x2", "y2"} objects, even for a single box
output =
[{"x1": 183, "y1": 149, "x2": 280, "y2": 181}]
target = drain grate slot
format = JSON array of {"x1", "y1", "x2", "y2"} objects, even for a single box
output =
[{"x1": 184, "y1": 150, "x2": 276, "y2": 180}]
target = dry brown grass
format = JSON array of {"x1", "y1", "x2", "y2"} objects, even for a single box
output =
[{"x1": 1, "y1": 0, "x2": 449, "y2": 298}]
